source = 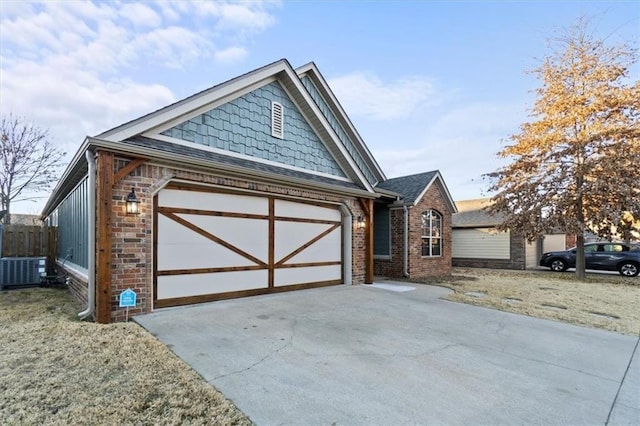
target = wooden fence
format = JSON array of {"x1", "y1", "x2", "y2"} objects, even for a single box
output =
[{"x1": 1, "y1": 225, "x2": 58, "y2": 272}]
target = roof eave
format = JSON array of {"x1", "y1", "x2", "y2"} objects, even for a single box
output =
[
  {"x1": 93, "y1": 138, "x2": 377, "y2": 197},
  {"x1": 414, "y1": 172, "x2": 458, "y2": 213},
  {"x1": 41, "y1": 138, "x2": 92, "y2": 218},
  {"x1": 295, "y1": 62, "x2": 387, "y2": 183}
]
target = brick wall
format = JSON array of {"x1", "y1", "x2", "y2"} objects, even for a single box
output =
[
  {"x1": 374, "y1": 184, "x2": 454, "y2": 279},
  {"x1": 407, "y1": 185, "x2": 453, "y2": 278},
  {"x1": 64, "y1": 266, "x2": 88, "y2": 311},
  {"x1": 105, "y1": 158, "x2": 366, "y2": 322},
  {"x1": 373, "y1": 208, "x2": 404, "y2": 277}
]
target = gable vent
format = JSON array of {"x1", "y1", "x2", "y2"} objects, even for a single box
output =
[{"x1": 271, "y1": 101, "x2": 284, "y2": 139}]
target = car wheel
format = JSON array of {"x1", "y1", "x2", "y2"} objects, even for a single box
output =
[
  {"x1": 619, "y1": 262, "x2": 639, "y2": 277},
  {"x1": 550, "y1": 259, "x2": 568, "y2": 272}
]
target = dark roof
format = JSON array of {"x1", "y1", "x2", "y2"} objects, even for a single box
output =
[
  {"x1": 126, "y1": 136, "x2": 365, "y2": 191},
  {"x1": 452, "y1": 198, "x2": 504, "y2": 227},
  {"x1": 375, "y1": 171, "x2": 437, "y2": 203}
]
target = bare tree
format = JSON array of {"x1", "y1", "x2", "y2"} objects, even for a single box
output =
[
  {"x1": 1, "y1": 114, "x2": 66, "y2": 223},
  {"x1": 485, "y1": 19, "x2": 640, "y2": 280}
]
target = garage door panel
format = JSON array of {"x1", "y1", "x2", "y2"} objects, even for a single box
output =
[
  {"x1": 158, "y1": 215, "x2": 259, "y2": 269},
  {"x1": 452, "y1": 228, "x2": 510, "y2": 259},
  {"x1": 157, "y1": 270, "x2": 268, "y2": 300},
  {"x1": 158, "y1": 243, "x2": 257, "y2": 271},
  {"x1": 159, "y1": 189, "x2": 268, "y2": 215},
  {"x1": 275, "y1": 222, "x2": 336, "y2": 260},
  {"x1": 283, "y1": 228, "x2": 342, "y2": 264},
  {"x1": 274, "y1": 265, "x2": 342, "y2": 287},
  {"x1": 158, "y1": 214, "x2": 212, "y2": 245},
  {"x1": 179, "y1": 214, "x2": 268, "y2": 262},
  {"x1": 275, "y1": 199, "x2": 341, "y2": 221}
]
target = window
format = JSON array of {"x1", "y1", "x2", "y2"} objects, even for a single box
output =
[
  {"x1": 271, "y1": 101, "x2": 284, "y2": 139},
  {"x1": 422, "y1": 210, "x2": 442, "y2": 257}
]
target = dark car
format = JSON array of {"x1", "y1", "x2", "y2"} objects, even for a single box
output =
[{"x1": 540, "y1": 242, "x2": 640, "y2": 277}]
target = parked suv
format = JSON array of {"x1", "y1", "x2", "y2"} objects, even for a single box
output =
[{"x1": 540, "y1": 242, "x2": 640, "y2": 277}]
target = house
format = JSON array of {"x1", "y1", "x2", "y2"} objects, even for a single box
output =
[
  {"x1": 41, "y1": 59, "x2": 456, "y2": 323},
  {"x1": 452, "y1": 198, "x2": 572, "y2": 269},
  {"x1": 373, "y1": 171, "x2": 457, "y2": 278}
]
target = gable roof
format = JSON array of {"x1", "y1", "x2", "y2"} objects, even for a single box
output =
[
  {"x1": 452, "y1": 198, "x2": 504, "y2": 227},
  {"x1": 42, "y1": 59, "x2": 392, "y2": 217},
  {"x1": 375, "y1": 170, "x2": 457, "y2": 213},
  {"x1": 96, "y1": 58, "x2": 374, "y2": 193},
  {"x1": 296, "y1": 62, "x2": 386, "y2": 185}
]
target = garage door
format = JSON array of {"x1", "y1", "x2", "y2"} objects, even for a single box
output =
[
  {"x1": 154, "y1": 187, "x2": 343, "y2": 308},
  {"x1": 452, "y1": 228, "x2": 510, "y2": 259}
]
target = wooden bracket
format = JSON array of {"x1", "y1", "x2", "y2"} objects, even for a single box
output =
[{"x1": 114, "y1": 158, "x2": 146, "y2": 184}]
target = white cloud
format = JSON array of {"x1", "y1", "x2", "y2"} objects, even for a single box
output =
[
  {"x1": 191, "y1": 1, "x2": 279, "y2": 32},
  {"x1": 0, "y1": 0, "x2": 281, "y2": 140},
  {"x1": 329, "y1": 72, "x2": 436, "y2": 120},
  {"x1": 214, "y1": 46, "x2": 249, "y2": 64},
  {"x1": 0, "y1": 0, "x2": 281, "y2": 213},
  {"x1": 370, "y1": 101, "x2": 525, "y2": 200},
  {"x1": 120, "y1": 3, "x2": 163, "y2": 28}
]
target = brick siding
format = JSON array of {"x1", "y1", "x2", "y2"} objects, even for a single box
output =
[
  {"x1": 374, "y1": 184, "x2": 454, "y2": 279},
  {"x1": 61, "y1": 158, "x2": 368, "y2": 322}
]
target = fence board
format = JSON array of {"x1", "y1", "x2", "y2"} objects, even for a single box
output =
[{"x1": 1, "y1": 225, "x2": 58, "y2": 272}]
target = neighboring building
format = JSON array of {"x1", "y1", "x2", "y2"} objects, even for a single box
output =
[
  {"x1": 452, "y1": 199, "x2": 570, "y2": 269},
  {"x1": 4, "y1": 214, "x2": 43, "y2": 226},
  {"x1": 42, "y1": 59, "x2": 457, "y2": 323}
]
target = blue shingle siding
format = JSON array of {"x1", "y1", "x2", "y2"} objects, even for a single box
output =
[
  {"x1": 54, "y1": 177, "x2": 88, "y2": 270},
  {"x1": 162, "y1": 81, "x2": 345, "y2": 178},
  {"x1": 300, "y1": 76, "x2": 378, "y2": 185}
]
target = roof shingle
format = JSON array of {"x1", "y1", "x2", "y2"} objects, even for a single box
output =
[{"x1": 374, "y1": 171, "x2": 437, "y2": 203}]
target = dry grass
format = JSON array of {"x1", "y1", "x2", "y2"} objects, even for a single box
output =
[
  {"x1": 411, "y1": 268, "x2": 640, "y2": 336},
  {"x1": 0, "y1": 287, "x2": 251, "y2": 426}
]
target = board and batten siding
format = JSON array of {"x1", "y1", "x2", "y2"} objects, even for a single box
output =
[
  {"x1": 373, "y1": 204, "x2": 390, "y2": 256},
  {"x1": 452, "y1": 228, "x2": 510, "y2": 259},
  {"x1": 52, "y1": 177, "x2": 89, "y2": 271}
]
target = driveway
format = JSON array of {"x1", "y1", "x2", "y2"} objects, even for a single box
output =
[{"x1": 136, "y1": 283, "x2": 639, "y2": 425}]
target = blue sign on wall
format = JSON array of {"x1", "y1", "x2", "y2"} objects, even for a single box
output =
[{"x1": 119, "y1": 288, "x2": 137, "y2": 308}]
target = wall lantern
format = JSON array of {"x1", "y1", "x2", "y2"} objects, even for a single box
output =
[
  {"x1": 126, "y1": 188, "x2": 140, "y2": 215},
  {"x1": 356, "y1": 215, "x2": 366, "y2": 229}
]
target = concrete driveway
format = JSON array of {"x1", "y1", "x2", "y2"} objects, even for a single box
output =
[{"x1": 136, "y1": 283, "x2": 639, "y2": 425}]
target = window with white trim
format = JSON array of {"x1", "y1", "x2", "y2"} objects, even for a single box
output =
[
  {"x1": 271, "y1": 101, "x2": 284, "y2": 139},
  {"x1": 422, "y1": 209, "x2": 442, "y2": 257}
]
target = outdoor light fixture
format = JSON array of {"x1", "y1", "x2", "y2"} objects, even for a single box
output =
[
  {"x1": 356, "y1": 215, "x2": 366, "y2": 229},
  {"x1": 126, "y1": 188, "x2": 140, "y2": 215}
]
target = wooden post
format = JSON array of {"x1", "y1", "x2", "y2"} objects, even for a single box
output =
[
  {"x1": 366, "y1": 198, "x2": 374, "y2": 284},
  {"x1": 359, "y1": 198, "x2": 374, "y2": 284},
  {"x1": 96, "y1": 151, "x2": 114, "y2": 324}
]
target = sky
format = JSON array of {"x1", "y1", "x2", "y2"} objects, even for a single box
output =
[{"x1": 1, "y1": 0, "x2": 638, "y2": 214}]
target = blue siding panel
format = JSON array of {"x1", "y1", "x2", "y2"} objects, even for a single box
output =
[
  {"x1": 163, "y1": 82, "x2": 345, "y2": 178},
  {"x1": 374, "y1": 203, "x2": 390, "y2": 256},
  {"x1": 55, "y1": 177, "x2": 88, "y2": 269}
]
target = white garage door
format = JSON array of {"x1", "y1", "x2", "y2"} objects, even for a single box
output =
[
  {"x1": 452, "y1": 228, "x2": 510, "y2": 259},
  {"x1": 154, "y1": 187, "x2": 343, "y2": 308}
]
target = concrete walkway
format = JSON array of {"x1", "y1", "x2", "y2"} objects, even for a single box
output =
[{"x1": 136, "y1": 282, "x2": 639, "y2": 425}]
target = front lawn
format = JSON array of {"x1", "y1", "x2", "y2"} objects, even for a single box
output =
[
  {"x1": 0, "y1": 287, "x2": 251, "y2": 425},
  {"x1": 412, "y1": 268, "x2": 640, "y2": 335}
]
